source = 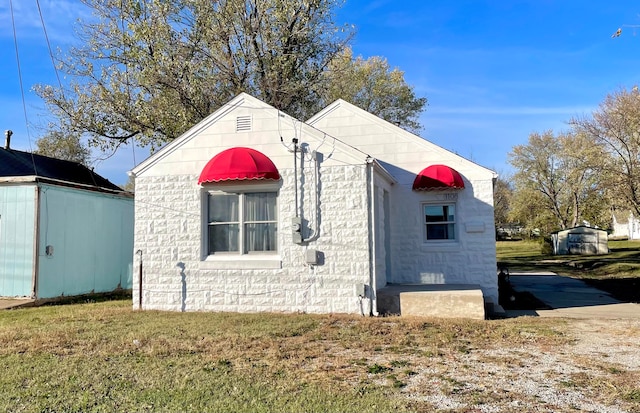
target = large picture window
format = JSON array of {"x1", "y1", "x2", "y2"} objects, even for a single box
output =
[
  {"x1": 207, "y1": 191, "x2": 277, "y2": 255},
  {"x1": 424, "y1": 204, "x2": 456, "y2": 241}
]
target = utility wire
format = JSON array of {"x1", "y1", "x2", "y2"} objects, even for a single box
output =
[
  {"x1": 9, "y1": 0, "x2": 38, "y2": 176},
  {"x1": 36, "y1": 0, "x2": 64, "y2": 94}
]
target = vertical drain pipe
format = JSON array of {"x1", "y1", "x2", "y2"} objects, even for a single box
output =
[
  {"x1": 292, "y1": 138, "x2": 299, "y2": 217},
  {"x1": 136, "y1": 249, "x2": 143, "y2": 310}
]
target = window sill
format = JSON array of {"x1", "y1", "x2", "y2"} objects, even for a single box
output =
[
  {"x1": 200, "y1": 255, "x2": 282, "y2": 270},
  {"x1": 421, "y1": 242, "x2": 460, "y2": 252}
]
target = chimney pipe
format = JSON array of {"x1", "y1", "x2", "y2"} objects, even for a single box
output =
[{"x1": 4, "y1": 130, "x2": 12, "y2": 150}]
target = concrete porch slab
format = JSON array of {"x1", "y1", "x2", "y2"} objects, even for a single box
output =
[{"x1": 377, "y1": 284, "x2": 486, "y2": 319}]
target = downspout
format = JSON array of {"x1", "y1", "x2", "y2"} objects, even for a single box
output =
[
  {"x1": 137, "y1": 249, "x2": 143, "y2": 310},
  {"x1": 301, "y1": 150, "x2": 321, "y2": 242},
  {"x1": 31, "y1": 185, "x2": 40, "y2": 299},
  {"x1": 366, "y1": 157, "x2": 378, "y2": 316},
  {"x1": 293, "y1": 138, "x2": 299, "y2": 218}
]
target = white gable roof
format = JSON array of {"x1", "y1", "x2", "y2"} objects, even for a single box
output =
[
  {"x1": 131, "y1": 93, "x2": 270, "y2": 177},
  {"x1": 130, "y1": 93, "x2": 395, "y2": 179},
  {"x1": 307, "y1": 99, "x2": 497, "y2": 180}
]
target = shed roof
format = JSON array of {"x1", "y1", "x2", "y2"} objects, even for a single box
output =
[
  {"x1": 0, "y1": 148, "x2": 124, "y2": 193},
  {"x1": 551, "y1": 225, "x2": 607, "y2": 235}
]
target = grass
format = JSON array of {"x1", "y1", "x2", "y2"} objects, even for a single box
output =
[
  {"x1": 497, "y1": 239, "x2": 640, "y2": 302},
  {"x1": 0, "y1": 299, "x2": 571, "y2": 413},
  {"x1": 2, "y1": 240, "x2": 640, "y2": 411}
]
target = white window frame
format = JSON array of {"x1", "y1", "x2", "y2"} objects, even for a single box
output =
[
  {"x1": 422, "y1": 202, "x2": 458, "y2": 243},
  {"x1": 200, "y1": 182, "x2": 281, "y2": 269}
]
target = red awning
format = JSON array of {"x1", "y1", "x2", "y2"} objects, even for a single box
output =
[
  {"x1": 198, "y1": 147, "x2": 280, "y2": 184},
  {"x1": 412, "y1": 164, "x2": 465, "y2": 190}
]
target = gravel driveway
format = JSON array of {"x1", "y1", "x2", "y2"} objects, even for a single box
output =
[{"x1": 402, "y1": 318, "x2": 640, "y2": 412}]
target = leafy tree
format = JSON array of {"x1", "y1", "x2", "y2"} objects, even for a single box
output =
[
  {"x1": 508, "y1": 185, "x2": 556, "y2": 235},
  {"x1": 493, "y1": 175, "x2": 513, "y2": 228},
  {"x1": 35, "y1": 0, "x2": 352, "y2": 151},
  {"x1": 122, "y1": 174, "x2": 135, "y2": 192},
  {"x1": 320, "y1": 48, "x2": 427, "y2": 133},
  {"x1": 34, "y1": 131, "x2": 90, "y2": 165},
  {"x1": 571, "y1": 87, "x2": 640, "y2": 219},
  {"x1": 35, "y1": 0, "x2": 427, "y2": 153},
  {"x1": 508, "y1": 130, "x2": 605, "y2": 232}
]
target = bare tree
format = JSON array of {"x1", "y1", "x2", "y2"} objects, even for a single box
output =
[
  {"x1": 508, "y1": 130, "x2": 605, "y2": 232},
  {"x1": 571, "y1": 87, "x2": 640, "y2": 218}
]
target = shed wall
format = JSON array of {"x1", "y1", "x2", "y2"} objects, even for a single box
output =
[
  {"x1": 0, "y1": 185, "x2": 36, "y2": 297},
  {"x1": 36, "y1": 185, "x2": 134, "y2": 298},
  {"x1": 552, "y1": 227, "x2": 609, "y2": 255}
]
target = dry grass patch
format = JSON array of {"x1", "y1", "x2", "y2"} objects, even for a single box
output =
[
  {"x1": 2, "y1": 300, "x2": 639, "y2": 412},
  {"x1": 0, "y1": 300, "x2": 572, "y2": 412}
]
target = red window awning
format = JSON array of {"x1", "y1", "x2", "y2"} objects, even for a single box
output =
[
  {"x1": 412, "y1": 164, "x2": 465, "y2": 190},
  {"x1": 198, "y1": 147, "x2": 281, "y2": 184}
]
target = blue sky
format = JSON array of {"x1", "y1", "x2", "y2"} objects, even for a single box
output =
[{"x1": 1, "y1": 0, "x2": 640, "y2": 184}]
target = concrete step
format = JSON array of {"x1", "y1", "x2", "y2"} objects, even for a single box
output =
[{"x1": 377, "y1": 284, "x2": 486, "y2": 320}]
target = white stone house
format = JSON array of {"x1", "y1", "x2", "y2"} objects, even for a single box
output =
[{"x1": 130, "y1": 93, "x2": 498, "y2": 316}]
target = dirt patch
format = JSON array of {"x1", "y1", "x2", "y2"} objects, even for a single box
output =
[{"x1": 400, "y1": 318, "x2": 640, "y2": 412}]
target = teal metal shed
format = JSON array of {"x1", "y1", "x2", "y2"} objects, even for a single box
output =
[{"x1": 0, "y1": 146, "x2": 134, "y2": 299}]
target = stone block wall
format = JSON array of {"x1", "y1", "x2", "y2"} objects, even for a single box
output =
[
  {"x1": 387, "y1": 178, "x2": 498, "y2": 305},
  {"x1": 133, "y1": 164, "x2": 373, "y2": 314}
]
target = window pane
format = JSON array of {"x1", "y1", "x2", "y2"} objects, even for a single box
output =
[
  {"x1": 245, "y1": 223, "x2": 277, "y2": 252},
  {"x1": 424, "y1": 205, "x2": 455, "y2": 223},
  {"x1": 425, "y1": 205, "x2": 445, "y2": 222},
  {"x1": 208, "y1": 194, "x2": 239, "y2": 223},
  {"x1": 208, "y1": 224, "x2": 239, "y2": 253},
  {"x1": 446, "y1": 205, "x2": 455, "y2": 221},
  {"x1": 426, "y1": 223, "x2": 455, "y2": 240},
  {"x1": 245, "y1": 192, "x2": 277, "y2": 221}
]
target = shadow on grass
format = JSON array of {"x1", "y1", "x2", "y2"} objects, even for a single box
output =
[{"x1": 38, "y1": 290, "x2": 132, "y2": 307}]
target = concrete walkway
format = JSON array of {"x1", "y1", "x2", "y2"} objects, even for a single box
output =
[
  {"x1": 507, "y1": 272, "x2": 640, "y2": 319},
  {"x1": 0, "y1": 298, "x2": 35, "y2": 310}
]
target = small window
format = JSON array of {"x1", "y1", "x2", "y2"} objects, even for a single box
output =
[
  {"x1": 207, "y1": 191, "x2": 277, "y2": 255},
  {"x1": 424, "y1": 204, "x2": 456, "y2": 241}
]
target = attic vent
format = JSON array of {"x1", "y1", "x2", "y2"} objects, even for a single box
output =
[{"x1": 236, "y1": 115, "x2": 252, "y2": 132}]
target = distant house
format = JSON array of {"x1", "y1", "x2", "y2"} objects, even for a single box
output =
[
  {"x1": 130, "y1": 93, "x2": 498, "y2": 318},
  {"x1": 551, "y1": 226, "x2": 608, "y2": 255},
  {"x1": 611, "y1": 210, "x2": 640, "y2": 240},
  {"x1": 0, "y1": 140, "x2": 134, "y2": 300}
]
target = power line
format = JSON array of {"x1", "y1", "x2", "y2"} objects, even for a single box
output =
[
  {"x1": 9, "y1": 0, "x2": 38, "y2": 176},
  {"x1": 36, "y1": 0, "x2": 64, "y2": 94}
]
